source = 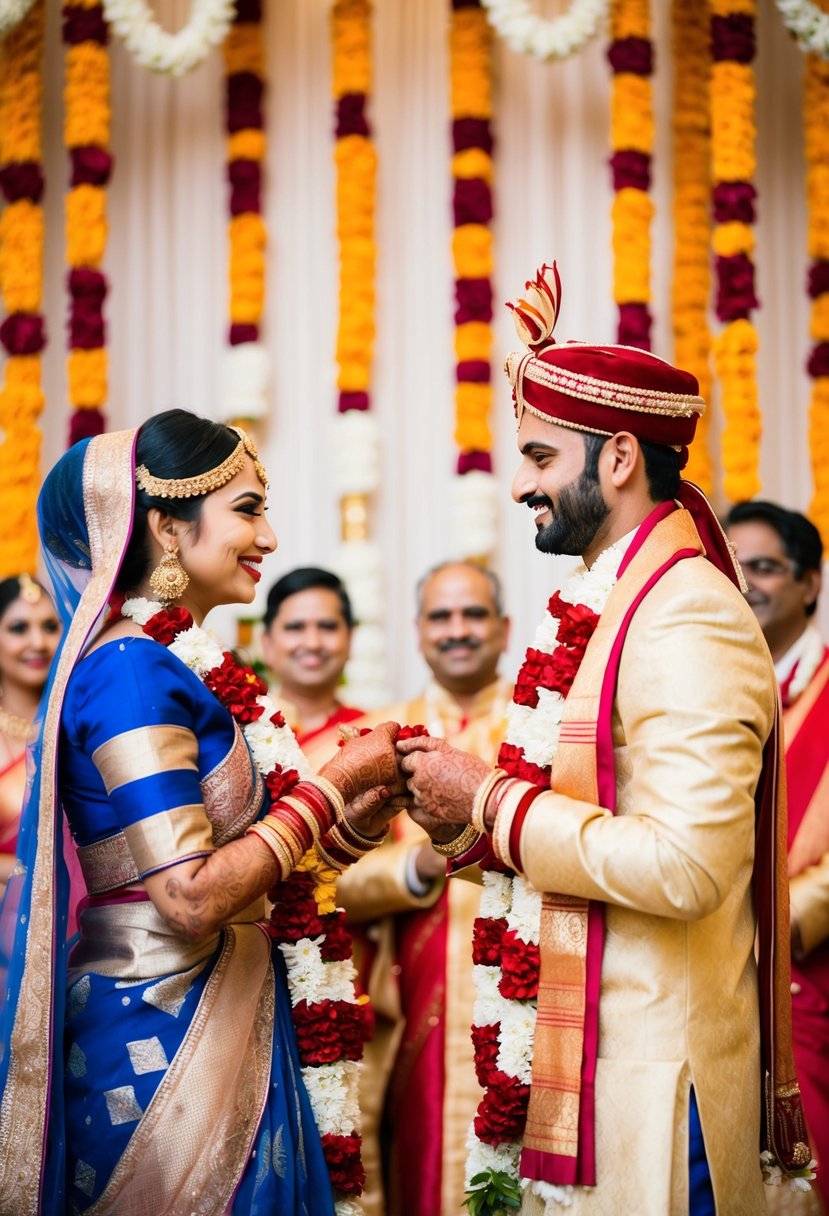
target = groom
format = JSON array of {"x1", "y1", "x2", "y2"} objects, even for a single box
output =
[{"x1": 346, "y1": 265, "x2": 812, "y2": 1213}]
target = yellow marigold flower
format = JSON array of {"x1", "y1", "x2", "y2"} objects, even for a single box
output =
[
  {"x1": 611, "y1": 75, "x2": 654, "y2": 154},
  {"x1": 810, "y1": 296, "x2": 829, "y2": 342},
  {"x1": 68, "y1": 348, "x2": 108, "y2": 409},
  {"x1": 807, "y1": 166, "x2": 829, "y2": 259},
  {"x1": 0, "y1": 202, "x2": 44, "y2": 313},
  {"x1": 712, "y1": 221, "x2": 755, "y2": 257},
  {"x1": 454, "y1": 415, "x2": 492, "y2": 453},
  {"x1": 455, "y1": 322, "x2": 492, "y2": 363},
  {"x1": 227, "y1": 130, "x2": 266, "y2": 162},
  {"x1": 64, "y1": 44, "x2": 110, "y2": 149},
  {"x1": 452, "y1": 149, "x2": 493, "y2": 183},
  {"x1": 332, "y1": 3, "x2": 371, "y2": 97},
  {"x1": 612, "y1": 189, "x2": 653, "y2": 302},
  {"x1": 337, "y1": 361, "x2": 371, "y2": 392},
  {"x1": 452, "y1": 225, "x2": 493, "y2": 278},
  {"x1": 611, "y1": 0, "x2": 650, "y2": 39},
  {"x1": 223, "y1": 25, "x2": 265, "y2": 76},
  {"x1": 710, "y1": 63, "x2": 756, "y2": 180},
  {"x1": 65, "y1": 186, "x2": 107, "y2": 267},
  {"x1": 229, "y1": 212, "x2": 267, "y2": 253},
  {"x1": 709, "y1": 0, "x2": 755, "y2": 14},
  {"x1": 809, "y1": 380, "x2": 829, "y2": 554}
]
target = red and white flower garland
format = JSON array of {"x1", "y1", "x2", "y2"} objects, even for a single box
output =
[
  {"x1": 466, "y1": 539, "x2": 624, "y2": 1208},
  {"x1": 121, "y1": 596, "x2": 367, "y2": 1212}
]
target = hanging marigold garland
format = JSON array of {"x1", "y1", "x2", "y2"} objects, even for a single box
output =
[
  {"x1": 671, "y1": 0, "x2": 713, "y2": 493},
  {"x1": 221, "y1": 0, "x2": 269, "y2": 422},
  {"x1": 804, "y1": 21, "x2": 829, "y2": 548},
  {"x1": 710, "y1": 0, "x2": 760, "y2": 502},
  {"x1": 449, "y1": 0, "x2": 499, "y2": 560},
  {"x1": 330, "y1": 0, "x2": 388, "y2": 708},
  {"x1": 608, "y1": 0, "x2": 653, "y2": 350},
  {"x1": 63, "y1": 0, "x2": 112, "y2": 446},
  {"x1": 0, "y1": 0, "x2": 45, "y2": 576}
]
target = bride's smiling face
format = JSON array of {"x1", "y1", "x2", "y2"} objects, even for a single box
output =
[{"x1": 168, "y1": 457, "x2": 277, "y2": 618}]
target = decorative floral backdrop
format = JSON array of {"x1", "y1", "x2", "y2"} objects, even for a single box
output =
[{"x1": 0, "y1": 0, "x2": 824, "y2": 695}]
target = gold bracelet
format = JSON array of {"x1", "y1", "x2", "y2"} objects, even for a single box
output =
[
  {"x1": 247, "y1": 821, "x2": 299, "y2": 879},
  {"x1": 492, "y1": 798, "x2": 516, "y2": 871},
  {"x1": 315, "y1": 838, "x2": 347, "y2": 875},
  {"x1": 308, "y1": 774, "x2": 347, "y2": 824},
  {"x1": 430, "y1": 823, "x2": 481, "y2": 858},
  {"x1": 471, "y1": 769, "x2": 507, "y2": 836}
]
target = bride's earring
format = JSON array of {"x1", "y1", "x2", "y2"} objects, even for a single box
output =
[{"x1": 149, "y1": 543, "x2": 190, "y2": 602}]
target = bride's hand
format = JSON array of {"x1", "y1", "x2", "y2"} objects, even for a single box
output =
[
  {"x1": 344, "y1": 789, "x2": 410, "y2": 840},
  {"x1": 318, "y1": 721, "x2": 406, "y2": 805}
]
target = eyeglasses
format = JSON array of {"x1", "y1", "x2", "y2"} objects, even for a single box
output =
[{"x1": 739, "y1": 557, "x2": 797, "y2": 579}]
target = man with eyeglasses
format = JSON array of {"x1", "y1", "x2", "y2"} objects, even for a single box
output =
[{"x1": 726, "y1": 499, "x2": 829, "y2": 1210}]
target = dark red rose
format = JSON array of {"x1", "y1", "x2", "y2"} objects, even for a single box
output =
[
  {"x1": 542, "y1": 645, "x2": 582, "y2": 696},
  {"x1": 320, "y1": 1133, "x2": 365, "y2": 1195},
  {"x1": 143, "y1": 607, "x2": 194, "y2": 646},
  {"x1": 319, "y1": 913, "x2": 354, "y2": 962},
  {"x1": 472, "y1": 916, "x2": 507, "y2": 966},
  {"x1": 499, "y1": 930, "x2": 539, "y2": 1000},
  {"x1": 471, "y1": 1022, "x2": 500, "y2": 1087},
  {"x1": 265, "y1": 765, "x2": 300, "y2": 802},
  {"x1": 268, "y1": 896, "x2": 323, "y2": 943},
  {"x1": 473, "y1": 1071, "x2": 531, "y2": 1144},
  {"x1": 293, "y1": 999, "x2": 368, "y2": 1064},
  {"x1": 397, "y1": 724, "x2": 429, "y2": 741},
  {"x1": 270, "y1": 709, "x2": 287, "y2": 729},
  {"x1": 556, "y1": 600, "x2": 600, "y2": 649},
  {"x1": 203, "y1": 652, "x2": 266, "y2": 723}
]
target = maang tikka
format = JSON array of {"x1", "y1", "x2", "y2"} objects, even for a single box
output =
[{"x1": 148, "y1": 542, "x2": 190, "y2": 602}]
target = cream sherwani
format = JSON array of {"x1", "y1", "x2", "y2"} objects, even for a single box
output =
[{"x1": 515, "y1": 556, "x2": 775, "y2": 1215}]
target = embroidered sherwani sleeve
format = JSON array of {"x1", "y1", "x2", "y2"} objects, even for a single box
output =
[{"x1": 516, "y1": 572, "x2": 776, "y2": 919}]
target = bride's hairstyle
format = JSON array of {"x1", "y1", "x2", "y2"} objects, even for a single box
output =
[{"x1": 117, "y1": 409, "x2": 240, "y2": 594}]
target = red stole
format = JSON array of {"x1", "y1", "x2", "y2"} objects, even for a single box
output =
[{"x1": 784, "y1": 651, "x2": 829, "y2": 875}]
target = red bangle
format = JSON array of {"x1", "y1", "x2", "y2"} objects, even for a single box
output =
[{"x1": 509, "y1": 787, "x2": 541, "y2": 872}]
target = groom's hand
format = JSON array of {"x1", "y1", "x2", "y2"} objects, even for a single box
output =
[{"x1": 396, "y1": 734, "x2": 489, "y2": 830}]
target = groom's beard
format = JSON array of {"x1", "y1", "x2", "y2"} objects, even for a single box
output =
[{"x1": 533, "y1": 470, "x2": 610, "y2": 557}]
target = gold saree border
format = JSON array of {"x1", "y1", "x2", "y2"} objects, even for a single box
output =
[
  {"x1": 87, "y1": 923, "x2": 274, "y2": 1216},
  {"x1": 92, "y1": 723, "x2": 199, "y2": 793},
  {"x1": 0, "y1": 429, "x2": 138, "y2": 1216}
]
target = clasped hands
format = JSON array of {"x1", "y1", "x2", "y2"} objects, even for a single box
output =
[{"x1": 318, "y1": 721, "x2": 489, "y2": 843}]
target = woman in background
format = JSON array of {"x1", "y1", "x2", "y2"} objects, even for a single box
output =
[{"x1": 0, "y1": 574, "x2": 60, "y2": 898}]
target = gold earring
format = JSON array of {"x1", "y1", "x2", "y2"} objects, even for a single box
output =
[{"x1": 149, "y1": 543, "x2": 190, "y2": 602}]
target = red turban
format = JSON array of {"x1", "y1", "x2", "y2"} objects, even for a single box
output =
[
  {"x1": 505, "y1": 264, "x2": 705, "y2": 468},
  {"x1": 505, "y1": 263, "x2": 744, "y2": 590}
]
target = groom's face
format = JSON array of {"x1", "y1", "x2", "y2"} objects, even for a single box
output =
[{"x1": 511, "y1": 415, "x2": 610, "y2": 557}]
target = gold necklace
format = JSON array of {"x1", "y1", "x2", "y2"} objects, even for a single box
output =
[{"x1": 0, "y1": 705, "x2": 31, "y2": 742}]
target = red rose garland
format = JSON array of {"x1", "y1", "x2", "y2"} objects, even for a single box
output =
[
  {"x1": 130, "y1": 602, "x2": 370, "y2": 1205},
  {"x1": 466, "y1": 566, "x2": 608, "y2": 1207}
]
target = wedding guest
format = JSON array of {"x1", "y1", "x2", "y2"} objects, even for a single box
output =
[{"x1": 0, "y1": 573, "x2": 60, "y2": 900}]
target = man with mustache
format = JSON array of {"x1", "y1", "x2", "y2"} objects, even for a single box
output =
[
  {"x1": 395, "y1": 263, "x2": 812, "y2": 1213},
  {"x1": 336, "y1": 560, "x2": 512, "y2": 1216},
  {"x1": 725, "y1": 500, "x2": 829, "y2": 1213}
]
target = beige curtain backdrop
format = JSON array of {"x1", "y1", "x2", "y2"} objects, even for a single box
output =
[{"x1": 19, "y1": 0, "x2": 825, "y2": 698}]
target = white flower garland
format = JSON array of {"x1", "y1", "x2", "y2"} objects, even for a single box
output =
[
  {"x1": 786, "y1": 625, "x2": 827, "y2": 703},
  {"x1": 481, "y1": 0, "x2": 608, "y2": 62},
  {"x1": 101, "y1": 0, "x2": 235, "y2": 77},
  {"x1": 449, "y1": 470, "x2": 499, "y2": 561},
  {"x1": 467, "y1": 537, "x2": 626, "y2": 1204},
  {"x1": 0, "y1": 0, "x2": 36, "y2": 37},
  {"x1": 121, "y1": 598, "x2": 365, "y2": 1212},
  {"x1": 774, "y1": 0, "x2": 829, "y2": 57}
]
